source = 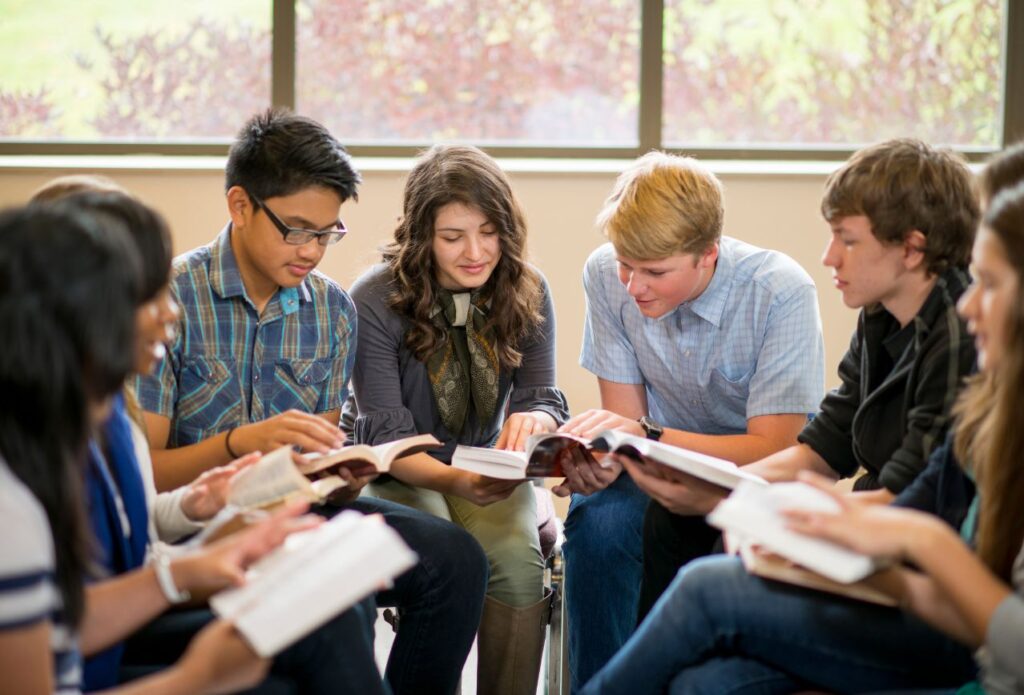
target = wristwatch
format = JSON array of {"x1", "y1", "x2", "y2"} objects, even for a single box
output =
[{"x1": 638, "y1": 415, "x2": 663, "y2": 441}]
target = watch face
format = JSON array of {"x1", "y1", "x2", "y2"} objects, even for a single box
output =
[{"x1": 640, "y1": 416, "x2": 662, "y2": 440}]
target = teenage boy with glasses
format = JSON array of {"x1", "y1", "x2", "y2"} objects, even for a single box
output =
[{"x1": 136, "y1": 108, "x2": 488, "y2": 695}]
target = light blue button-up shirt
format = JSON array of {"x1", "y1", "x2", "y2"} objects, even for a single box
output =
[{"x1": 580, "y1": 237, "x2": 824, "y2": 434}]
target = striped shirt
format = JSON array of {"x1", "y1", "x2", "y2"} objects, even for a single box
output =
[
  {"x1": 581, "y1": 238, "x2": 825, "y2": 435},
  {"x1": 136, "y1": 225, "x2": 357, "y2": 446},
  {"x1": 0, "y1": 456, "x2": 81, "y2": 694}
]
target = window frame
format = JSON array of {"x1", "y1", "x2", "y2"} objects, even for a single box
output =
[{"x1": 0, "y1": 0, "x2": 1019, "y2": 161}]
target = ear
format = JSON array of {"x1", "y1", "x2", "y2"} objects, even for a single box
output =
[
  {"x1": 226, "y1": 186, "x2": 255, "y2": 229},
  {"x1": 698, "y1": 242, "x2": 720, "y2": 269},
  {"x1": 903, "y1": 230, "x2": 927, "y2": 272}
]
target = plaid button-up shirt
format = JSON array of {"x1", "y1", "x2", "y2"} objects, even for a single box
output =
[{"x1": 136, "y1": 225, "x2": 356, "y2": 447}]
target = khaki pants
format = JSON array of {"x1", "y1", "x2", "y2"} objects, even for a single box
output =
[{"x1": 366, "y1": 477, "x2": 544, "y2": 608}]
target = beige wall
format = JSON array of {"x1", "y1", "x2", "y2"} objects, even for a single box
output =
[{"x1": 0, "y1": 162, "x2": 856, "y2": 419}]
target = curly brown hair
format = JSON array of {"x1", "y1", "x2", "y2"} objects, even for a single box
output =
[{"x1": 383, "y1": 145, "x2": 542, "y2": 370}]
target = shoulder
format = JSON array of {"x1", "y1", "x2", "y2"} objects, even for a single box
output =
[
  {"x1": 349, "y1": 263, "x2": 395, "y2": 306},
  {"x1": 0, "y1": 457, "x2": 53, "y2": 578},
  {"x1": 306, "y1": 269, "x2": 356, "y2": 317},
  {"x1": 171, "y1": 241, "x2": 215, "y2": 280},
  {"x1": 583, "y1": 243, "x2": 619, "y2": 290},
  {"x1": 169, "y1": 241, "x2": 216, "y2": 299},
  {"x1": 722, "y1": 236, "x2": 816, "y2": 300}
]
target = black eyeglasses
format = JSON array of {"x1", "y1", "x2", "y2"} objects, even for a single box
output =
[{"x1": 250, "y1": 195, "x2": 348, "y2": 246}]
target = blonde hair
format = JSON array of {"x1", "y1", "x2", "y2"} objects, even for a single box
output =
[{"x1": 597, "y1": 151, "x2": 724, "y2": 260}]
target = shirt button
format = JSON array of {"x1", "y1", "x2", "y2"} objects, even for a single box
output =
[
  {"x1": 254, "y1": 374, "x2": 260, "y2": 381},
  {"x1": 685, "y1": 350, "x2": 691, "y2": 357}
]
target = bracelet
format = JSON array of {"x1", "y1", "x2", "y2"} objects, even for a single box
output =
[
  {"x1": 153, "y1": 551, "x2": 191, "y2": 605},
  {"x1": 225, "y1": 426, "x2": 240, "y2": 459}
]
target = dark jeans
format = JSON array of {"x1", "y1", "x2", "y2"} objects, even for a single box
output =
[
  {"x1": 122, "y1": 497, "x2": 487, "y2": 695},
  {"x1": 563, "y1": 473, "x2": 647, "y2": 693},
  {"x1": 583, "y1": 556, "x2": 977, "y2": 695},
  {"x1": 637, "y1": 500, "x2": 723, "y2": 622},
  {"x1": 120, "y1": 599, "x2": 385, "y2": 694},
  {"x1": 341, "y1": 496, "x2": 489, "y2": 695}
]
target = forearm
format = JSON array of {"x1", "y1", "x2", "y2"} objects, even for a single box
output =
[
  {"x1": 743, "y1": 443, "x2": 836, "y2": 481},
  {"x1": 904, "y1": 516, "x2": 1011, "y2": 645},
  {"x1": 98, "y1": 665, "x2": 202, "y2": 695},
  {"x1": 151, "y1": 433, "x2": 234, "y2": 491},
  {"x1": 388, "y1": 452, "x2": 462, "y2": 495},
  {"x1": 659, "y1": 430, "x2": 814, "y2": 466},
  {"x1": 81, "y1": 567, "x2": 170, "y2": 655}
]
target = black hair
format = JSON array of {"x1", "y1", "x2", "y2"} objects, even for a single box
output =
[
  {"x1": 0, "y1": 205, "x2": 140, "y2": 627},
  {"x1": 225, "y1": 108, "x2": 362, "y2": 206},
  {"x1": 58, "y1": 191, "x2": 173, "y2": 303}
]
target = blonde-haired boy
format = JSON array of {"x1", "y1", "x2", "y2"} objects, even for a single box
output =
[{"x1": 558, "y1": 151, "x2": 825, "y2": 690}]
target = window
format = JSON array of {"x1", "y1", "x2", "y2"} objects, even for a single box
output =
[
  {"x1": 0, "y1": 0, "x2": 1016, "y2": 157},
  {"x1": 662, "y1": 0, "x2": 1004, "y2": 149},
  {"x1": 0, "y1": 0, "x2": 271, "y2": 140},
  {"x1": 297, "y1": 0, "x2": 640, "y2": 145}
]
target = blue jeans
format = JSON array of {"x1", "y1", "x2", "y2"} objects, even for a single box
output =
[
  {"x1": 344, "y1": 497, "x2": 490, "y2": 695},
  {"x1": 582, "y1": 556, "x2": 977, "y2": 695},
  {"x1": 563, "y1": 473, "x2": 648, "y2": 692}
]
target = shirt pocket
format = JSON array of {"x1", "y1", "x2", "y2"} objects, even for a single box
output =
[
  {"x1": 271, "y1": 357, "x2": 334, "y2": 414},
  {"x1": 177, "y1": 355, "x2": 239, "y2": 439},
  {"x1": 703, "y1": 366, "x2": 753, "y2": 421}
]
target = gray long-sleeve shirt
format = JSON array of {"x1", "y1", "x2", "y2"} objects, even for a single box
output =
[
  {"x1": 342, "y1": 264, "x2": 569, "y2": 463},
  {"x1": 979, "y1": 545, "x2": 1024, "y2": 694}
]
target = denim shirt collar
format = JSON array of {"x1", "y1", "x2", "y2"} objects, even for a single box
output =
[
  {"x1": 678, "y1": 237, "x2": 733, "y2": 328},
  {"x1": 209, "y1": 224, "x2": 310, "y2": 315}
]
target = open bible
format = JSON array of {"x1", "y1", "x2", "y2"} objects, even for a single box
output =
[
  {"x1": 227, "y1": 446, "x2": 350, "y2": 511},
  {"x1": 210, "y1": 510, "x2": 418, "y2": 657},
  {"x1": 452, "y1": 429, "x2": 765, "y2": 489},
  {"x1": 298, "y1": 434, "x2": 442, "y2": 478},
  {"x1": 708, "y1": 481, "x2": 885, "y2": 585}
]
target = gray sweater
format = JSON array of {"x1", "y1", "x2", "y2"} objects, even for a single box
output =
[
  {"x1": 343, "y1": 264, "x2": 569, "y2": 463},
  {"x1": 979, "y1": 544, "x2": 1024, "y2": 694}
]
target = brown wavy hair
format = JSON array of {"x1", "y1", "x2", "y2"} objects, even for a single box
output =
[
  {"x1": 954, "y1": 182, "x2": 1024, "y2": 582},
  {"x1": 383, "y1": 145, "x2": 542, "y2": 369}
]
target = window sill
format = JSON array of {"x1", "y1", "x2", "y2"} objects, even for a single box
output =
[{"x1": 0, "y1": 154, "x2": 846, "y2": 177}]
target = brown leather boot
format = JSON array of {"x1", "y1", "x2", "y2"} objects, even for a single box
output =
[{"x1": 476, "y1": 589, "x2": 553, "y2": 695}]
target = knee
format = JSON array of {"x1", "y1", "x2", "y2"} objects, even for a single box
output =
[
  {"x1": 564, "y1": 490, "x2": 643, "y2": 561},
  {"x1": 436, "y1": 519, "x2": 491, "y2": 592},
  {"x1": 661, "y1": 556, "x2": 746, "y2": 615}
]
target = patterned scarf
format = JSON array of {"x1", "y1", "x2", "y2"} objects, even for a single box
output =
[{"x1": 426, "y1": 288, "x2": 500, "y2": 435}]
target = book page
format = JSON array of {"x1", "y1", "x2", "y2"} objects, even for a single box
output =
[
  {"x1": 451, "y1": 446, "x2": 528, "y2": 479},
  {"x1": 631, "y1": 437, "x2": 767, "y2": 490},
  {"x1": 227, "y1": 446, "x2": 319, "y2": 510},
  {"x1": 298, "y1": 434, "x2": 442, "y2": 477},
  {"x1": 210, "y1": 511, "x2": 418, "y2": 657},
  {"x1": 708, "y1": 481, "x2": 879, "y2": 584},
  {"x1": 373, "y1": 434, "x2": 443, "y2": 466}
]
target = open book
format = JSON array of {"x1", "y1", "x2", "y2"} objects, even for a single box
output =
[
  {"x1": 210, "y1": 510, "x2": 418, "y2": 657},
  {"x1": 708, "y1": 481, "x2": 882, "y2": 584},
  {"x1": 298, "y1": 434, "x2": 441, "y2": 478},
  {"x1": 227, "y1": 446, "x2": 350, "y2": 511},
  {"x1": 452, "y1": 429, "x2": 765, "y2": 489}
]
